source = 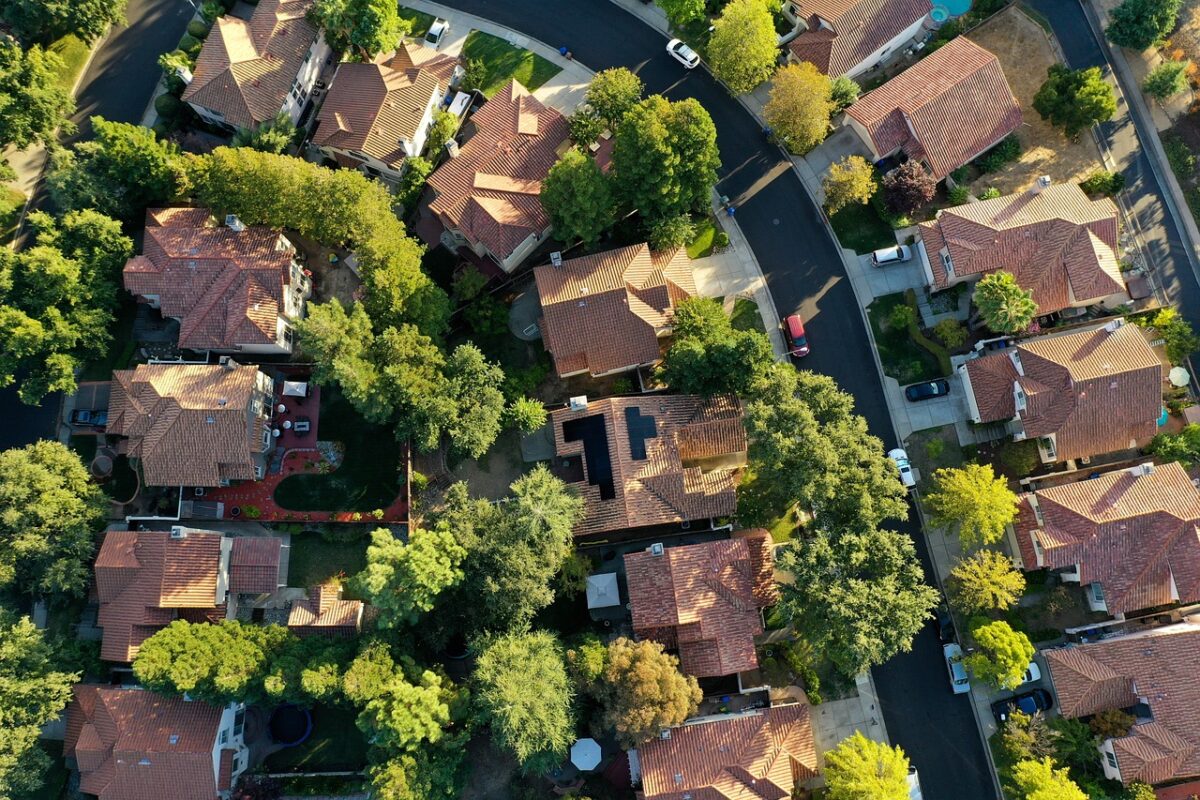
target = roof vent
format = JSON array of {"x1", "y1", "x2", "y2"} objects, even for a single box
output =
[
  {"x1": 168, "y1": 734, "x2": 180, "y2": 745},
  {"x1": 569, "y1": 395, "x2": 588, "y2": 412},
  {"x1": 673, "y1": 772, "x2": 683, "y2": 785},
  {"x1": 170, "y1": 526, "x2": 187, "y2": 539},
  {"x1": 205, "y1": 415, "x2": 216, "y2": 424},
  {"x1": 550, "y1": 251, "x2": 563, "y2": 268},
  {"x1": 217, "y1": 397, "x2": 228, "y2": 407},
  {"x1": 660, "y1": 729, "x2": 671, "y2": 740},
  {"x1": 225, "y1": 215, "x2": 245, "y2": 232},
  {"x1": 1131, "y1": 463, "x2": 1154, "y2": 477},
  {"x1": 138, "y1": 758, "x2": 152, "y2": 766},
  {"x1": 650, "y1": 542, "x2": 665, "y2": 556}
]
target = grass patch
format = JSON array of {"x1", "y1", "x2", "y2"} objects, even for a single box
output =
[
  {"x1": 461, "y1": 30, "x2": 561, "y2": 98},
  {"x1": 670, "y1": 17, "x2": 712, "y2": 59},
  {"x1": 398, "y1": 6, "x2": 436, "y2": 36},
  {"x1": 736, "y1": 467, "x2": 797, "y2": 543},
  {"x1": 287, "y1": 530, "x2": 369, "y2": 590},
  {"x1": 866, "y1": 292, "x2": 944, "y2": 384},
  {"x1": 828, "y1": 201, "x2": 895, "y2": 254},
  {"x1": 730, "y1": 297, "x2": 766, "y2": 334},
  {"x1": 273, "y1": 389, "x2": 404, "y2": 512},
  {"x1": 0, "y1": 185, "x2": 25, "y2": 245},
  {"x1": 905, "y1": 425, "x2": 965, "y2": 488},
  {"x1": 686, "y1": 217, "x2": 717, "y2": 258},
  {"x1": 48, "y1": 34, "x2": 90, "y2": 91},
  {"x1": 264, "y1": 705, "x2": 368, "y2": 772}
]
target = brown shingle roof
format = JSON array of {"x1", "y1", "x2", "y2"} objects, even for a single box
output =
[
  {"x1": 845, "y1": 36, "x2": 1022, "y2": 179},
  {"x1": 228, "y1": 536, "x2": 282, "y2": 594},
  {"x1": 288, "y1": 582, "x2": 363, "y2": 636},
  {"x1": 108, "y1": 362, "x2": 268, "y2": 488},
  {"x1": 124, "y1": 208, "x2": 301, "y2": 350},
  {"x1": 550, "y1": 395, "x2": 746, "y2": 537},
  {"x1": 963, "y1": 322, "x2": 1162, "y2": 462},
  {"x1": 182, "y1": 0, "x2": 321, "y2": 130},
  {"x1": 625, "y1": 534, "x2": 775, "y2": 678},
  {"x1": 426, "y1": 80, "x2": 569, "y2": 262},
  {"x1": 919, "y1": 184, "x2": 1124, "y2": 313},
  {"x1": 637, "y1": 704, "x2": 819, "y2": 799},
  {"x1": 65, "y1": 685, "x2": 227, "y2": 800},
  {"x1": 787, "y1": 0, "x2": 931, "y2": 76},
  {"x1": 1044, "y1": 621, "x2": 1200, "y2": 785},
  {"x1": 534, "y1": 244, "x2": 697, "y2": 377}
]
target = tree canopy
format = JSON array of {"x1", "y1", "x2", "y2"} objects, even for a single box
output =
[
  {"x1": 1149, "y1": 423, "x2": 1200, "y2": 467},
  {"x1": 0, "y1": 39, "x2": 75, "y2": 154},
  {"x1": 882, "y1": 160, "x2": 936, "y2": 217},
  {"x1": 0, "y1": 0, "x2": 127, "y2": 44},
  {"x1": 1010, "y1": 757, "x2": 1088, "y2": 800},
  {"x1": 594, "y1": 637, "x2": 701, "y2": 747},
  {"x1": 1148, "y1": 307, "x2": 1200, "y2": 364},
  {"x1": 975, "y1": 271, "x2": 1038, "y2": 333},
  {"x1": 1106, "y1": 0, "x2": 1182, "y2": 51},
  {"x1": 657, "y1": 0, "x2": 705, "y2": 25},
  {"x1": 966, "y1": 620, "x2": 1035, "y2": 690},
  {"x1": 823, "y1": 732, "x2": 911, "y2": 800},
  {"x1": 355, "y1": 527, "x2": 466, "y2": 627},
  {"x1": 709, "y1": 0, "x2": 779, "y2": 95},
  {"x1": 1144, "y1": 60, "x2": 1190, "y2": 100},
  {"x1": 540, "y1": 148, "x2": 615, "y2": 247},
  {"x1": 586, "y1": 68, "x2": 644, "y2": 128},
  {"x1": 310, "y1": 0, "x2": 409, "y2": 60},
  {"x1": 823, "y1": 155, "x2": 877, "y2": 215},
  {"x1": 925, "y1": 464, "x2": 1018, "y2": 547},
  {"x1": 660, "y1": 297, "x2": 776, "y2": 396},
  {"x1": 948, "y1": 549, "x2": 1025, "y2": 615},
  {"x1": 1033, "y1": 65, "x2": 1116, "y2": 139},
  {"x1": 764, "y1": 62, "x2": 836, "y2": 155}
]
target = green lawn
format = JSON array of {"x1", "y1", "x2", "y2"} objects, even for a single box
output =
[
  {"x1": 273, "y1": 389, "x2": 404, "y2": 512},
  {"x1": 48, "y1": 34, "x2": 90, "y2": 91},
  {"x1": 828, "y1": 201, "x2": 896, "y2": 254},
  {"x1": 735, "y1": 467, "x2": 797, "y2": 543},
  {"x1": 0, "y1": 185, "x2": 25, "y2": 245},
  {"x1": 264, "y1": 706, "x2": 368, "y2": 772},
  {"x1": 287, "y1": 531, "x2": 369, "y2": 591},
  {"x1": 461, "y1": 30, "x2": 561, "y2": 98},
  {"x1": 687, "y1": 217, "x2": 717, "y2": 259},
  {"x1": 866, "y1": 292, "x2": 944, "y2": 385},
  {"x1": 398, "y1": 6, "x2": 436, "y2": 36},
  {"x1": 730, "y1": 297, "x2": 766, "y2": 333}
]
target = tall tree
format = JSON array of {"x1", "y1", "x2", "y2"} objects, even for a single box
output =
[
  {"x1": 823, "y1": 155, "x2": 877, "y2": 215},
  {"x1": 764, "y1": 62, "x2": 836, "y2": 154},
  {"x1": 1149, "y1": 307, "x2": 1200, "y2": 364},
  {"x1": 261, "y1": 636, "x2": 354, "y2": 705},
  {"x1": 823, "y1": 732, "x2": 911, "y2": 800},
  {"x1": 1106, "y1": 0, "x2": 1182, "y2": 50},
  {"x1": 657, "y1": 0, "x2": 705, "y2": 25},
  {"x1": 0, "y1": 0, "x2": 127, "y2": 44},
  {"x1": 965, "y1": 620, "x2": 1035, "y2": 690},
  {"x1": 586, "y1": 67, "x2": 644, "y2": 128},
  {"x1": 1144, "y1": 60, "x2": 1190, "y2": 100},
  {"x1": 1149, "y1": 423, "x2": 1200, "y2": 466},
  {"x1": 354, "y1": 527, "x2": 466, "y2": 627},
  {"x1": 881, "y1": 159, "x2": 936, "y2": 217},
  {"x1": 975, "y1": 271, "x2": 1038, "y2": 333},
  {"x1": 595, "y1": 637, "x2": 701, "y2": 747},
  {"x1": 660, "y1": 297, "x2": 775, "y2": 396},
  {"x1": 357, "y1": 665, "x2": 460, "y2": 753},
  {"x1": 1010, "y1": 758, "x2": 1088, "y2": 800},
  {"x1": 540, "y1": 148, "x2": 615, "y2": 247},
  {"x1": 440, "y1": 344, "x2": 507, "y2": 460},
  {"x1": 0, "y1": 39, "x2": 74, "y2": 152},
  {"x1": 925, "y1": 464, "x2": 1018, "y2": 547},
  {"x1": 948, "y1": 549, "x2": 1025, "y2": 615},
  {"x1": 310, "y1": 0, "x2": 410, "y2": 60},
  {"x1": 1033, "y1": 65, "x2": 1116, "y2": 139},
  {"x1": 709, "y1": 0, "x2": 778, "y2": 94}
]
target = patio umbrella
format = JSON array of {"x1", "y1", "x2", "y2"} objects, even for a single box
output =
[
  {"x1": 571, "y1": 738, "x2": 601, "y2": 771},
  {"x1": 1170, "y1": 366, "x2": 1191, "y2": 387},
  {"x1": 586, "y1": 573, "x2": 620, "y2": 609}
]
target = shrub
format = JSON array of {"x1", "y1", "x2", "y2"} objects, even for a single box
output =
[
  {"x1": 187, "y1": 19, "x2": 211, "y2": 39},
  {"x1": 1150, "y1": 307, "x2": 1200, "y2": 364},
  {"x1": 178, "y1": 34, "x2": 203, "y2": 58},
  {"x1": 714, "y1": 231, "x2": 730, "y2": 249},
  {"x1": 979, "y1": 187, "x2": 1001, "y2": 200},
  {"x1": 1144, "y1": 60, "x2": 1190, "y2": 100},
  {"x1": 410, "y1": 470, "x2": 429, "y2": 494},
  {"x1": 889, "y1": 303, "x2": 917, "y2": 329},
  {"x1": 933, "y1": 319, "x2": 967, "y2": 348},
  {"x1": 948, "y1": 185, "x2": 970, "y2": 204},
  {"x1": 828, "y1": 75, "x2": 860, "y2": 110},
  {"x1": 154, "y1": 93, "x2": 182, "y2": 119},
  {"x1": 646, "y1": 214, "x2": 696, "y2": 250},
  {"x1": 950, "y1": 166, "x2": 970, "y2": 183},
  {"x1": 240, "y1": 504, "x2": 261, "y2": 519},
  {"x1": 200, "y1": 0, "x2": 223, "y2": 22},
  {"x1": 1164, "y1": 134, "x2": 1197, "y2": 178},
  {"x1": 1080, "y1": 170, "x2": 1126, "y2": 196},
  {"x1": 975, "y1": 134, "x2": 1022, "y2": 173},
  {"x1": 882, "y1": 160, "x2": 936, "y2": 217},
  {"x1": 998, "y1": 439, "x2": 1040, "y2": 477},
  {"x1": 1089, "y1": 707, "x2": 1135, "y2": 739},
  {"x1": 568, "y1": 107, "x2": 604, "y2": 146}
]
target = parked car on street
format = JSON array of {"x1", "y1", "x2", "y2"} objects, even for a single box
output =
[
  {"x1": 991, "y1": 688, "x2": 1054, "y2": 724},
  {"x1": 943, "y1": 642, "x2": 970, "y2": 694},
  {"x1": 905, "y1": 379, "x2": 950, "y2": 402},
  {"x1": 666, "y1": 38, "x2": 700, "y2": 69},
  {"x1": 70, "y1": 409, "x2": 108, "y2": 428},
  {"x1": 934, "y1": 602, "x2": 955, "y2": 643},
  {"x1": 424, "y1": 19, "x2": 449, "y2": 48},
  {"x1": 889, "y1": 447, "x2": 915, "y2": 488},
  {"x1": 871, "y1": 244, "x2": 913, "y2": 267},
  {"x1": 783, "y1": 314, "x2": 810, "y2": 357}
]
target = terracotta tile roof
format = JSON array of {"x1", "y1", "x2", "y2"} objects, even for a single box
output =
[
  {"x1": 549, "y1": 395, "x2": 746, "y2": 536},
  {"x1": 637, "y1": 704, "x2": 819, "y2": 799},
  {"x1": 288, "y1": 582, "x2": 363, "y2": 637},
  {"x1": 919, "y1": 184, "x2": 1124, "y2": 313},
  {"x1": 1044, "y1": 620, "x2": 1200, "y2": 785},
  {"x1": 65, "y1": 685, "x2": 226, "y2": 800},
  {"x1": 182, "y1": 0, "x2": 321, "y2": 130},
  {"x1": 787, "y1": 0, "x2": 931, "y2": 76},
  {"x1": 845, "y1": 37, "x2": 1022, "y2": 179},
  {"x1": 312, "y1": 44, "x2": 457, "y2": 169},
  {"x1": 427, "y1": 80, "x2": 570, "y2": 263},
  {"x1": 108, "y1": 362, "x2": 269, "y2": 487},
  {"x1": 228, "y1": 536, "x2": 281, "y2": 594},
  {"x1": 625, "y1": 534, "x2": 775, "y2": 678},
  {"x1": 124, "y1": 208, "x2": 301, "y2": 350},
  {"x1": 963, "y1": 322, "x2": 1162, "y2": 462},
  {"x1": 534, "y1": 244, "x2": 697, "y2": 377},
  {"x1": 95, "y1": 529, "x2": 224, "y2": 662}
]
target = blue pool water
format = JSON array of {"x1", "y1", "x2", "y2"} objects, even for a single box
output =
[{"x1": 932, "y1": 0, "x2": 973, "y2": 21}]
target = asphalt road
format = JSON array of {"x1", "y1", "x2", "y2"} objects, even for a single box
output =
[{"x1": 450, "y1": 1, "x2": 995, "y2": 797}]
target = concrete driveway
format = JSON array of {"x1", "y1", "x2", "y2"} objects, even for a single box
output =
[
  {"x1": 803, "y1": 126, "x2": 875, "y2": 204},
  {"x1": 890, "y1": 380, "x2": 970, "y2": 441}
]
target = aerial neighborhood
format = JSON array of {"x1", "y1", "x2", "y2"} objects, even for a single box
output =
[{"x1": 7, "y1": 0, "x2": 1200, "y2": 799}]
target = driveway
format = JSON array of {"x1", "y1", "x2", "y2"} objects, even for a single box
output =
[{"x1": 804, "y1": 125, "x2": 874, "y2": 191}]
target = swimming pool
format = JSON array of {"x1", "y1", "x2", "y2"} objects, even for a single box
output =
[{"x1": 931, "y1": 0, "x2": 973, "y2": 22}]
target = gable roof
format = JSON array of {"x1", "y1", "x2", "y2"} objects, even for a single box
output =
[
  {"x1": 65, "y1": 685, "x2": 225, "y2": 800},
  {"x1": 534, "y1": 244, "x2": 697, "y2": 376},
  {"x1": 108, "y1": 362, "x2": 268, "y2": 488},
  {"x1": 312, "y1": 44, "x2": 457, "y2": 169},
  {"x1": 845, "y1": 36, "x2": 1022, "y2": 179},
  {"x1": 427, "y1": 80, "x2": 570, "y2": 262},
  {"x1": 1044, "y1": 621, "x2": 1200, "y2": 785},
  {"x1": 638, "y1": 704, "x2": 819, "y2": 800},
  {"x1": 787, "y1": 0, "x2": 931, "y2": 76},
  {"x1": 963, "y1": 322, "x2": 1162, "y2": 462},
  {"x1": 181, "y1": 0, "x2": 321, "y2": 130},
  {"x1": 919, "y1": 183, "x2": 1125, "y2": 313},
  {"x1": 124, "y1": 208, "x2": 301, "y2": 351},
  {"x1": 549, "y1": 395, "x2": 747, "y2": 536},
  {"x1": 625, "y1": 532, "x2": 777, "y2": 677},
  {"x1": 228, "y1": 536, "x2": 282, "y2": 594},
  {"x1": 288, "y1": 582, "x2": 363, "y2": 636}
]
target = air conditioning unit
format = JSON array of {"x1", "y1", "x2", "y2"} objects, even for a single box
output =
[
  {"x1": 550, "y1": 251, "x2": 563, "y2": 267},
  {"x1": 1103, "y1": 319, "x2": 1122, "y2": 333},
  {"x1": 660, "y1": 729, "x2": 671, "y2": 740},
  {"x1": 224, "y1": 214, "x2": 245, "y2": 232},
  {"x1": 569, "y1": 395, "x2": 588, "y2": 412},
  {"x1": 170, "y1": 526, "x2": 187, "y2": 539},
  {"x1": 650, "y1": 542, "x2": 665, "y2": 556}
]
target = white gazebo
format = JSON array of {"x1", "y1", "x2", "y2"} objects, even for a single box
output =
[
  {"x1": 586, "y1": 573, "x2": 620, "y2": 609},
  {"x1": 570, "y1": 737, "x2": 602, "y2": 771}
]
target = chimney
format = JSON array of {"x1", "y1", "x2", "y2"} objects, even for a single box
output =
[
  {"x1": 225, "y1": 214, "x2": 245, "y2": 232},
  {"x1": 1030, "y1": 175, "x2": 1051, "y2": 195},
  {"x1": 444, "y1": 138, "x2": 460, "y2": 158}
]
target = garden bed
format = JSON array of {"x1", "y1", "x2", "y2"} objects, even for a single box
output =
[
  {"x1": 866, "y1": 292, "x2": 946, "y2": 384},
  {"x1": 460, "y1": 30, "x2": 561, "y2": 98}
]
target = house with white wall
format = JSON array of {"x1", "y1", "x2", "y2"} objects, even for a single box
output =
[{"x1": 785, "y1": 0, "x2": 931, "y2": 78}]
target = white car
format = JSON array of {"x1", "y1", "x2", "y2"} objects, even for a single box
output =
[
  {"x1": 666, "y1": 38, "x2": 700, "y2": 69},
  {"x1": 943, "y1": 642, "x2": 971, "y2": 694},
  {"x1": 908, "y1": 767, "x2": 924, "y2": 800},
  {"x1": 889, "y1": 447, "x2": 916, "y2": 488},
  {"x1": 871, "y1": 244, "x2": 913, "y2": 267},
  {"x1": 424, "y1": 19, "x2": 449, "y2": 49},
  {"x1": 1021, "y1": 661, "x2": 1042, "y2": 686}
]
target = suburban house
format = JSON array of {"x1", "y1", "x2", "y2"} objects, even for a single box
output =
[
  {"x1": 784, "y1": 0, "x2": 932, "y2": 78},
  {"x1": 124, "y1": 207, "x2": 312, "y2": 355},
  {"x1": 844, "y1": 36, "x2": 1022, "y2": 180},
  {"x1": 107, "y1": 361, "x2": 277, "y2": 487},
  {"x1": 1011, "y1": 462, "x2": 1200, "y2": 618},
  {"x1": 65, "y1": 685, "x2": 249, "y2": 800},
  {"x1": 958, "y1": 320, "x2": 1163, "y2": 463},
  {"x1": 533, "y1": 243, "x2": 697, "y2": 378},
  {"x1": 1043, "y1": 619, "x2": 1200, "y2": 786},
  {"x1": 422, "y1": 79, "x2": 571, "y2": 273},
  {"x1": 548, "y1": 395, "x2": 747, "y2": 537},
  {"x1": 633, "y1": 704, "x2": 819, "y2": 799},
  {"x1": 312, "y1": 43, "x2": 459, "y2": 180},
  {"x1": 288, "y1": 582, "x2": 364, "y2": 637},
  {"x1": 94, "y1": 528, "x2": 282, "y2": 662},
  {"x1": 624, "y1": 531, "x2": 777, "y2": 679},
  {"x1": 181, "y1": 0, "x2": 331, "y2": 132},
  {"x1": 917, "y1": 182, "x2": 1128, "y2": 315}
]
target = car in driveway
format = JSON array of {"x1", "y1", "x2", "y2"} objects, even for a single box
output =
[
  {"x1": 1020, "y1": 662, "x2": 1042, "y2": 686},
  {"x1": 871, "y1": 244, "x2": 913, "y2": 267},
  {"x1": 889, "y1": 447, "x2": 915, "y2": 488},
  {"x1": 905, "y1": 379, "x2": 950, "y2": 402},
  {"x1": 424, "y1": 18, "x2": 449, "y2": 48},
  {"x1": 783, "y1": 314, "x2": 809, "y2": 357},
  {"x1": 70, "y1": 409, "x2": 108, "y2": 428},
  {"x1": 991, "y1": 688, "x2": 1054, "y2": 724},
  {"x1": 943, "y1": 642, "x2": 970, "y2": 694},
  {"x1": 666, "y1": 38, "x2": 701, "y2": 69}
]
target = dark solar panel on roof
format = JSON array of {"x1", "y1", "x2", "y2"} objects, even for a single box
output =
[
  {"x1": 563, "y1": 415, "x2": 615, "y2": 500},
  {"x1": 625, "y1": 406, "x2": 658, "y2": 461}
]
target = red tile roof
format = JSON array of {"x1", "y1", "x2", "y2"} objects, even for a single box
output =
[
  {"x1": 426, "y1": 80, "x2": 570, "y2": 264},
  {"x1": 963, "y1": 322, "x2": 1162, "y2": 462},
  {"x1": 625, "y1": 533, "x2": 776, "y2": 678},
  {"x1": 534, "y1": 244, "x2": 697, "y2": 377},
  {"x1": 919, "y1": 184, "x2": 1124, "y2": 313},
  {"x1": 845, "y1": 37, "x2": 1022, "y2": 179},
  {"x1": 787, "y1": 0, "x2": 931, "y2": 77},
  {"x1": 637, "y1": 704, "x2": 819, "y2": 799},
  {"x1": 1044, "y1": 621, "x2": 1200, "y2": 785},
  {"x1": 288, "y1": 582, "x2": 363, "y2": 636},
  {"x1": 65, "y1": 685, "x2": 226, "y2": 800},
  {"x1": 228, "y1": 536, "x2": 282, "y2": 594},
  {"x1": 124, "y1": 208, "x2": 302, "y2": 351}
]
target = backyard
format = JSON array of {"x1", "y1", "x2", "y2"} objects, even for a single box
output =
[
  {"x1": 263, "y1": 705, "x2": 368, "y2": 772},
  {"x1": 286, "y1": 529, "x2": 370, "y2": 593},
  {"x1": 866, "y1": 292, "x2": 947, "y2": 384},
  {"x1": 461, "y1": 30, "x2": 561, "y2": 97}
]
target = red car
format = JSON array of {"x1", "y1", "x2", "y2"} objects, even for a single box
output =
[{"x1": 784, "y1": 314, "x2": 809, "y2": 357}]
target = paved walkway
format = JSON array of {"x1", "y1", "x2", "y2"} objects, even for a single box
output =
[{"x1": 808, "y1": 672, "x2": 890, "y2": 755}]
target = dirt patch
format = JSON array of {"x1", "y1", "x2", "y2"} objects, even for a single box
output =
[
  {"x1": 967, "y1": 7, "x2": 1104, "y2": 195},
  {"x1": 460, "y1": 735, "x2": 519, "y2": 800}
]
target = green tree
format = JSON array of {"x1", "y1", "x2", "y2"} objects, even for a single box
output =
[
  {"x1": 1010, "y1": 757, "x2": 1088, "y2": 800},
  {"x1": 1149, "y1": 307, "x2": 1200, "y2": 364},
  {"x1": 310, "y1": 0, "x2": 409, "y2": 60},
  {"x1": 882, "y1": 159, "x2": 936, "y2": 217},
  {"x1": 965, "y1": 620, "x2": 1035, "y2": 690},
  {"x1": 998, "y1": 711, "x2": 1058, "y2": 767},
  {"x1": 925, "y1": 464, "x2": 1018, "y2": 547},
  {"x1": 1144, "y1": 60, "x2": 1190, "y2": 100},
  {"x1": 948, "y1": 549, "x2": 1025, "y2": 615},
  {"x1": 933, "y1": 318, "x2": 968, "y2": 348},
  {"x1": 1149, "y1": 423, "x2": 1200, "y2": 466},
  {"x1": 426, "y1": 110, "x2": 458, "y2": 154},
  {"x1": 1033, "y1": 65, "x2": 1117, "y2": 139},
  {"x1": 975, "y1": 270, "x2": 1038, "y2": 333},
  {"x1": 586, "y1": 67, "x2": 644, "y2": 127},
  {"x1": 396, "y1": 155, "x2": 433, "y2": 213},
  {"x1": 568, "y1": 107, "x2": 605, "y2": 146},
  {"x1": 0, "y1": 0, "x2": 127, "y2": 44},
  {"x1": 1106, "y1": 0, "x2": 1182, "y2": 50},
  {"x1": 540, "y1": 148, "x2": 615, "y2": 246},
  {"x1": 0, "y1": 39, "x2": 74, "y2": 157},
  {"x1": 342, "y1": 641, "x2": 401, "y2": 705},
  {"x1": 594, "y1": 637, "x2": 700, "y2": 747},
  {"x1": 475, "y1": 631, "x2": 574, "y2": 773},
  {"x1": 296, "y1": 299, "x2": 393, "y2": 423},
  {"x1": 231, "y1": 111, "x2": 296, "y2": 154},
  {"x1": 357, "y1": 666, "x2": 460, "y2": 753},
  {"x1": 27, "y1": 208, "x2": 133, "y2": 310},
  {"x1": 709, "y1": 0, "x2": 778, "y2": 94},
  {"x1": 505, "y1": 396, "x2": 548, "y2": 433},
  {"x1": 829, "y1": 75, "x2": 861, "y2": 110},
  {"x1": 564, "y1": 633, "x2": 608, "y2": 688},
  {"x1": 441, "y1": 344, "x2": 507, "y2": 460},
  {"x1": 355, "y1": 527, "x2": 466, "y2": 627},
  {"x1": 261, "y1": 635, "x2": 354, "y2": 705},
  {"x1": 657, "y1": 0, "x2": 705, "y2": 25},
  {"x1": 764, "y1": 62, "x2": 835, "y2": 154},
  {"x1": 824, "y1": 732, "x2": 911, "y2": 800},
  {"x1": 1088, "y1": 707, "x2": 1134, "y2": 740},
  {"x1": 366, "y1": 743, "x2": 467, "y2": 800},
  {"x1": 645, "y1": 213, "x2": 696, "y2": 250},
  {"x1": 660, "y1": 297, "x2": 775, "y2": 396},
  {"x1": 823, "y1": 155, "x2": 876, "y2": 215}
]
